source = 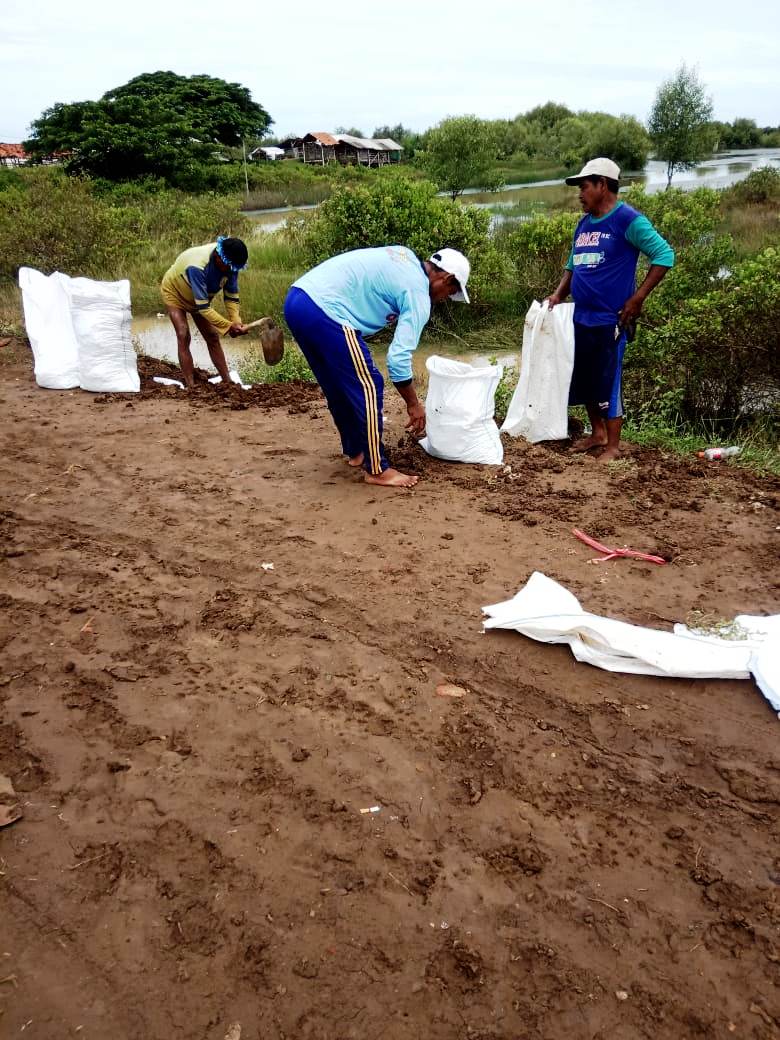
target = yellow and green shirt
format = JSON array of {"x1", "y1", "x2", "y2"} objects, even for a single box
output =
[{"x1": 161, "y1": 243, "x2": 241, "y2": 335}]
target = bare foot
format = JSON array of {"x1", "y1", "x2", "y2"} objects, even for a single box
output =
[
  {"x1": 364, "y1": 467, "x2": 419, "y2": 488},
  {"x1": 598, "y1": 445, "x2": 621, "y2": 462},
  {"x1": 347, "y1": 452, "x2": 364, "y2": 468},
  {"x1": 571, "y1": 435, "x2": 608, "y2": 453}
]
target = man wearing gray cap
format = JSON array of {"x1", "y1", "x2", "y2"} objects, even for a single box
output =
[
  {"x1": 546, "y1": 158, "x2": 674, "y2": 461},
  {"x1": 284, "y1": 245, "x2": 470, "y2": 488}
]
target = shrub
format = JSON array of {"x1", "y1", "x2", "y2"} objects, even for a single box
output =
[
  {"x1": 503, "y1": 211, "x2": 578, "y2": 306},
  {"x1": 0, "y1": 167, "x2": 251, "y2": 284},
  {"x1": 624, "y1": 185, "x2": 734, "y2": 309},
  {"x1": 626, "y1": 247, "x2": 780, "y2": 425},
  {"x1": 0, "y1": 168, "x2": 144, "y2": 279},
  {"x1": 290, "y1": 175, "x2": 508, "y2": 310},
  {"x1": 724, "y1": 166, "x2": 780, "y2": 206}
]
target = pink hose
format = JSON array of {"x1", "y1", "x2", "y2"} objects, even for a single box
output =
[{"x1": 572, "y1": 528, "x2": 667, "y2": 565}]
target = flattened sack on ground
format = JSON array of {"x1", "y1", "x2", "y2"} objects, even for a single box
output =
[
  {"x1": 482, "y1": 571, "x2": 779, "y2": 715},
  {"x1": 501, "y1": 300, "x2": 574, "y2": 443},
  {"x1": 420, "y1": 355, "x2": 503, "y2": 465},
  {"x1": 66, "y1": 277, "x2": 139, "y2": 393},
  {"x1": 19, "y1": 267, "x2": 80, "y2": 389}
]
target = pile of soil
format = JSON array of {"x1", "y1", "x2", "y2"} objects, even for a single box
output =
[
  {"x1": 1, "y1": 343, "x2": 778, "y2": 1039},
  {"x1": 128, "y1": 355, "x2": 322, "y2": 413}
]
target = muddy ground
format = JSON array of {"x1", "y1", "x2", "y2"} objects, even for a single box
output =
[{"x1": 1, "y1": 345, "x2": 779, "y2": 1040}]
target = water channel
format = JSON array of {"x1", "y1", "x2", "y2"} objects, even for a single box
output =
[
  {"x1": 134, "y1": 149, "x2": 780, "y2": 373},
  {"x1": 245, "y1": 149, "x2": 780, "y2": 231}
]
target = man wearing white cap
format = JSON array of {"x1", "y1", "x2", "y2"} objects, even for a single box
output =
[
  {"x1": 546, "y1": 158, "x2": 674, "y2": 460},
  {"x1": 284, "y1": 245, "x2": 470, "y2": 488}
]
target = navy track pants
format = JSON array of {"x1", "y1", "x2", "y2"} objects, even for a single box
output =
[{"x1": 284, "y1": 287, "x2": 389, "y2": 474}]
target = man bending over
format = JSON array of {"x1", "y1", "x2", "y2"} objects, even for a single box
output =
[
  {"x1": 161, "y1": 236, "x2": 250, "y2": 388},
  {"x1": 284, "y1": 245, "x2": 471, "y2": 488}
]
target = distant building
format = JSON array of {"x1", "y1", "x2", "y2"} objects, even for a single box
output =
[
  {"x1": 248, "y1": 146, "x2": 285, "y2": 162},
  {"x1": 0, "y1": 144, "x2": 29, "y2": 167},
  {"x1": 301, "y1": 133, "x2": 339, "y2": 164},
  {"x1": 275, "y1": 133, "x2": 404, "y2": 167},
  {"x1": 334, "y1": 134, "x2": 403, "y2": 167},
  {"x1": 277, "y1": 137, "x2": 304, "y2": 160}
]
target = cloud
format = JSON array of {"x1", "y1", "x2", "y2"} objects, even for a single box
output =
[{"x1": 1, "y1": 0, "x2": 778, "y2": 140}]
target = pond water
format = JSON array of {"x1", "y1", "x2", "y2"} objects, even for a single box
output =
[{"x1": 132, "y1": 314, "x2": 518, "y2": 381}]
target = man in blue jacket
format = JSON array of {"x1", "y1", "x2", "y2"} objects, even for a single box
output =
[
  {"x1": 284, "y1": 246, "x2": 470, "y2": 488},
  {"x1": 546, "y1": 158, "x2": 675, "y2": 461}
]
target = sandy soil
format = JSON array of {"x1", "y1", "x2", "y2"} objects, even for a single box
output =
[{"x1": 1, "y1": 345, "x2": 779, "y2": 1040}]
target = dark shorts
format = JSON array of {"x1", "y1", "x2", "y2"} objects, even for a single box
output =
[{"x1": 568, "y1": 322, "x2": 626, "y2": 419}]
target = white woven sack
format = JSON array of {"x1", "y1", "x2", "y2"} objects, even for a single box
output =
[
  {"x1": 420, "y1": 355, "x2": 503, "y2": 465},
  {"x1": 18, "y1": 267, "x2": 80, "y2": 389},
  {"x1": 66, "y1": 277, "x2": 139, "y2": 393},
  {"x1": 501, "y1": 300, "x2": 574, "y2": 443}
]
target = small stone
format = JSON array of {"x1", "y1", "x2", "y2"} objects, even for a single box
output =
[
  {"x1": 292, "y1": 957, "x2": 319, "y2": 979},
  {"x1": 666, "y1": 826, "x2": 684, "y2": 840},
  {"x1": 435, "y1": 683, "x2": 466, "y2": 699},
  {"x1": 615, "y1": 990, "x2": 629, "y2": 1001}
]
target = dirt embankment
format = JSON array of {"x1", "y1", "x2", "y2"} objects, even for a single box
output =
[{"x1": 1, "y1": 346, "x2": 778, "y2": 1040}]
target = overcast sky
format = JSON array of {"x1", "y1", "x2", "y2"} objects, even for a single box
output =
[{"x1": 2, "y1": 0, "x2": 778, "y2": 142}]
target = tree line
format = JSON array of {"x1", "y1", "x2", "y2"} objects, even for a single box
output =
[{"x1": 23, "y1": 66, "x2": 779, "y2": 195}]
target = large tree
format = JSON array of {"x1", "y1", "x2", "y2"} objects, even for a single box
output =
[
  {"x1": 25, "y1": 72, "x2": 272, "y2": 183},
  {"x1": 417, "y1": 116, "x2": 503, "y2": 199},
  {"x1": 648, "y1": 65, "x2": 714, "y2": 188}
]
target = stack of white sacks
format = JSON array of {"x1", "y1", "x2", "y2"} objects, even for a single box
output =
[{"x1": 19, "y1": 267, "x2": 139, "y2": 393}]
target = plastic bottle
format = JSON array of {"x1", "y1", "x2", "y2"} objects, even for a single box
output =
[{"x1": 697, "y1": 446, "x2": 742, "y2": 461}]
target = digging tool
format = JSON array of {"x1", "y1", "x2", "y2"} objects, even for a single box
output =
[{"x1": 245, "y1": 316, "x2": 285, "y2": 366}]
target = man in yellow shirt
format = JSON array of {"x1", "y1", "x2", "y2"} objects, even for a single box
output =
[{"x1": 160, "y1": 236, "x2": 250, "y2": 388}]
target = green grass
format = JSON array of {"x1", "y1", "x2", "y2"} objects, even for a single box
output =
[
  {"x1": 489, "y1": 159, "x2": 569, "y2": 186},
  {"x1": 684, "y1": 611, "x2": 752, "y2": 640},
  {"x1": 0, "y1": 283, "x2": 24, "y2": 337},
  {"x1": 720, "y1": 203, "x2": 780, "y2": 259},
  {"x1": 242, "y1": 182, "x2": 333, "y2": 210},
  {"x1": 623, "y1": 414, "x2": 779, "y2": 476},
  {"x1": 238, "y1": 341, "x2": 314, "y2": 384}
]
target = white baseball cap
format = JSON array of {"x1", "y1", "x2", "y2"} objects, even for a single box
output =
[
  {"x1": 429, "y1": 248, "x2": 470, "y2": 303},
  {"x1": 565, "y1": 157, "x2": 621, "y2": 185}
]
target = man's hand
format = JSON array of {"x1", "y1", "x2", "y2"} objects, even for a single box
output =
[
  {"x1": 618, "y1": 294, "x2": 645, "y2": 327},
  {"x1": 405, "y1": 401, "x2": 426, "y2": 437},
  {"x1": 544, "y1": 270, "x2": 572, "y2": 312},
  {"x1": 228, "y1": 323, "x2": 249, "y2": 338}
]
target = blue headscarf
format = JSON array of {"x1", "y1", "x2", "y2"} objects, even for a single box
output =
[{"x1": 215, "y1": 236, "x2": 248, "y2": 273}]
